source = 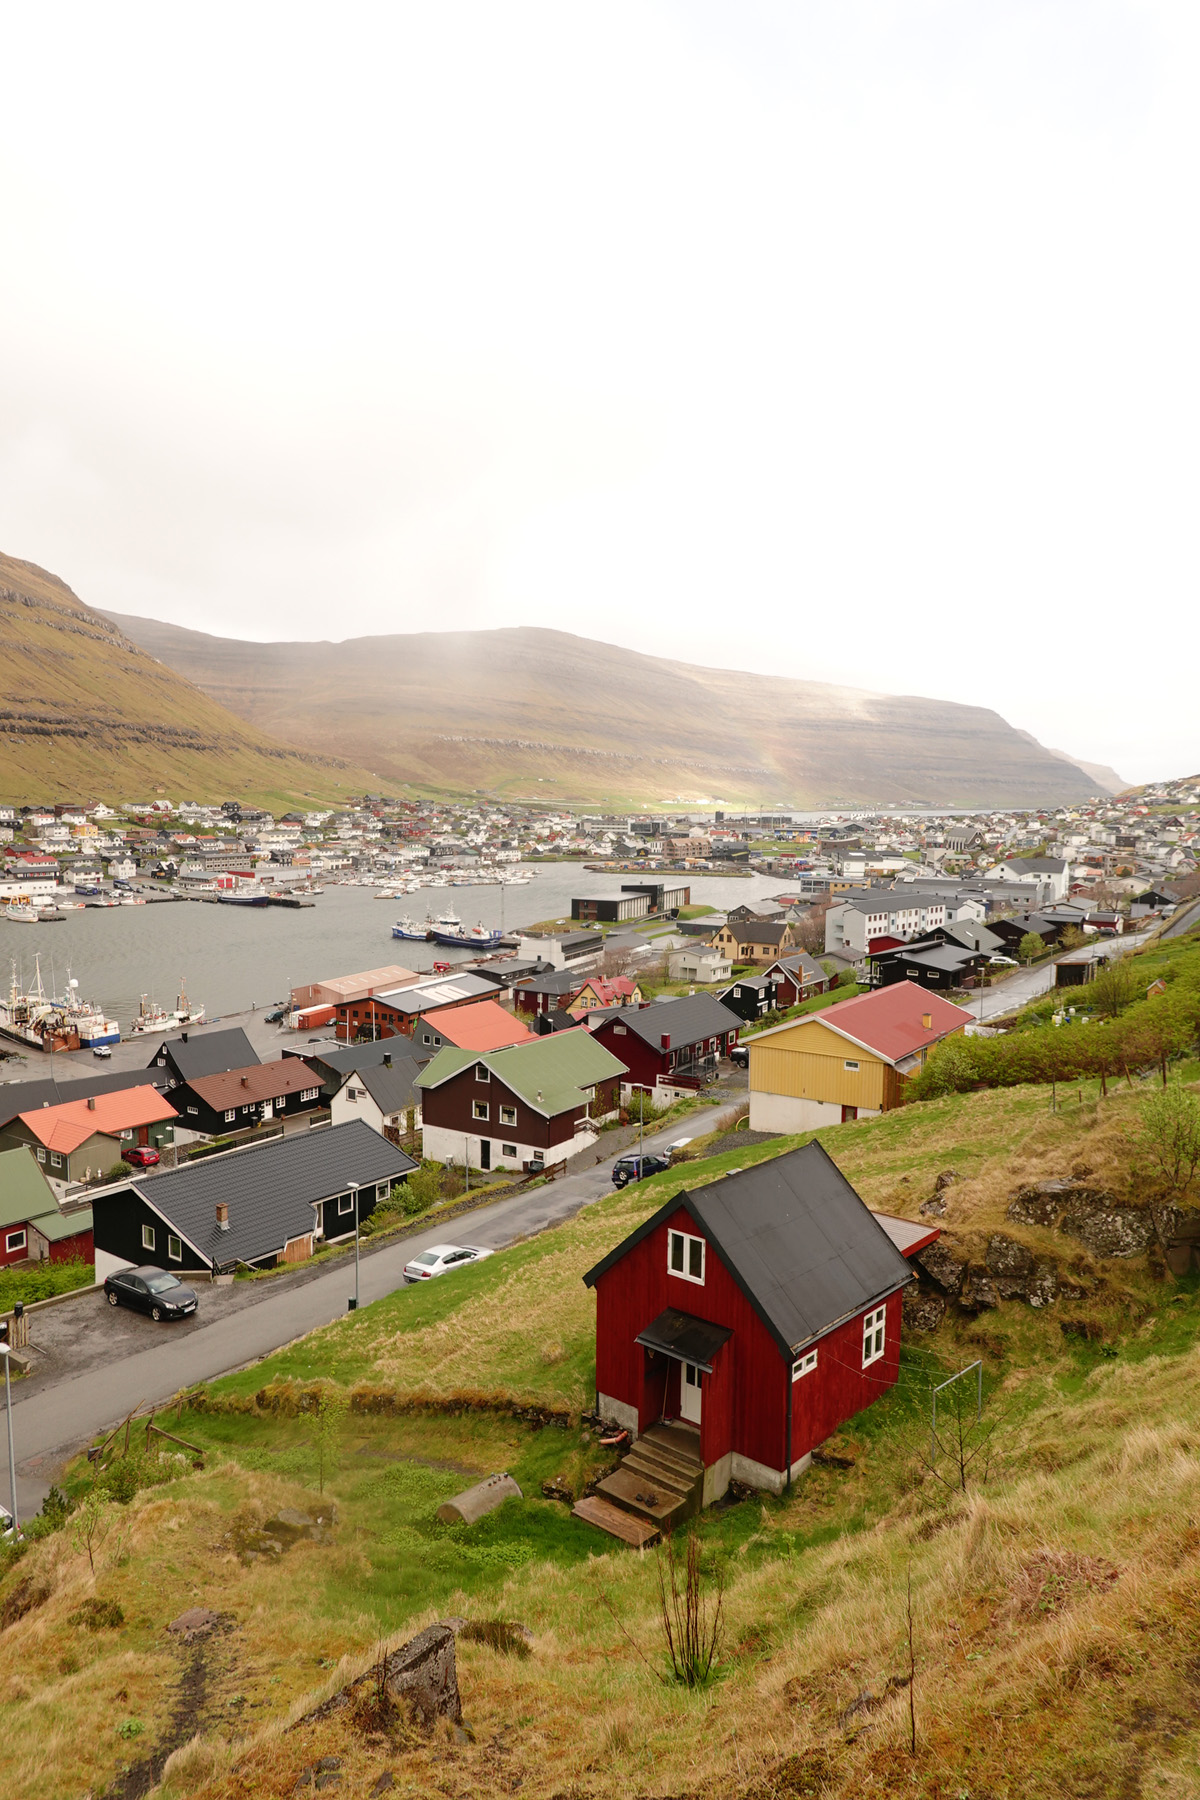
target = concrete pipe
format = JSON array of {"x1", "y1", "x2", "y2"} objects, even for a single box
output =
[{"x1": 436, "y1": 1472, "x2": 522, "y2": 1525}]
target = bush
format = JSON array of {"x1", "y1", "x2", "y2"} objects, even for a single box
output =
[{"x1": 0, "y1": 1258, "x2": 92, "y2": 1313}]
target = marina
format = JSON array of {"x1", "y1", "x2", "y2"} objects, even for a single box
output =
[{"x1": 0, "y1": 865, "x2": 795, "y2": 1056}]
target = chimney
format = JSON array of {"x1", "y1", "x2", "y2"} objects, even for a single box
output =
[
  {"x1": 216, "y1": 1202, "x2": 230, "y2": 1231},
  {"x1": 922, "y1": 1012, "x2": 932, "y2": 1030},
  {"x1": 661, "y1": 1033, "x2": 671, "y2": 1050},
  {"x1": 88, "y1": 1095, "x2": 96, "y2": 1110},
  {"x1": 241, "y1": 1075, "x2": 249, "y2": 1087},
  {"x1": 181, "y1": 1031, "x2": 188, "y2": 1043},
  {"x1": 383, "y1": 1053, "x2": 392, "y2": 1067}
]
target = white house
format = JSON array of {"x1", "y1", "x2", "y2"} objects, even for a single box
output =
[
  {"x1": 667, "y1": 945, "x2": 734, "y2": 984},
  {"x1": 985, "y1": 857, "x2": 1070, "y2": 903},
  {"x1": 329, "y1": 1056, "x2": 424, "y2": 1140}
]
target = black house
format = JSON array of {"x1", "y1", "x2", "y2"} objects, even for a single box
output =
[
  {"x1": 90, "y1": 1120, "x2": 416, "y2": 1276},
  {"x1": 147, "y1": 1027, "x2": 261, "y2": 1093},
  {"x1": 717, "y1": 973, "x2": 778, "y2": 1022}
]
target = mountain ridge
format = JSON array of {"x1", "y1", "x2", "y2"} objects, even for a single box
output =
[
  {"x1": 0, "y1": 553, "x2": 375, "y2": 805},
  {"x1": 102, "y1": 609, "x2": 1107, "y2": 808}
]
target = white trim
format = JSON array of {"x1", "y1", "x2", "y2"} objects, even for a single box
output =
[
  {"x1": 4, "y1": 1229, "x2": 27, "y2": 1255},
  {"x1": 141, "y1": 1222, "x2": 156, "y2": 1252},
  {"x1": 667, "y1": 1228, "x2": 705, "y2": 1285},
  {"x1": 792, "y1": 1348, "x2": 818, "y2": 1380},
  {"x1": 862, "y1": 1303, "x2": 887, "y2": 1368}
]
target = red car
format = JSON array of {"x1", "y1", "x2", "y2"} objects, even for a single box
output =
[{"x1": 124, "y1": 1145, "x2": 161, "y2": 1169}]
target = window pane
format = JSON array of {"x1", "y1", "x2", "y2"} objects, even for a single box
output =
[
  {"x1": 669, "y1": 1234, "x2": 684, "y2": 1272},
  {"x1": 688, "y1": 1238, "x2": 703, "y2": 1279}
]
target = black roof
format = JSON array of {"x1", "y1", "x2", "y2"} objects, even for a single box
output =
[
  {"x1": 148, "y1": 1027, "x2": 260, "y2": 1082},
  {"x1": 285, "y1": 1037, "x2": 428, "y2": 1079},
  {"x1": 636, "y1": 1309, "x2": 731, "y2": 1371},
  {"x1": 119, "y1": 1120, "x2": 416, "y2": 1269},
  {"x1": 514, "y1": 969, "x2": 586, "y2": 997},
  {"x1": 583, "y1": 1141, "x2": 913, "y2": 1357},
  {"x1": 0, "y1": 1065, "x2": 167, "y2": 1131},
  {"x1": 348, "y1": 1057, "x2": 431, "y2": 1113},
  {"x1": 604, "y1": 993, "x2": 741, "y2": 1052}
]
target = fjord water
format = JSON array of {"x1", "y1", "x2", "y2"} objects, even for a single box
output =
[{"x1": 0, "y1": 869, "x2": 793, "y2": 1031}]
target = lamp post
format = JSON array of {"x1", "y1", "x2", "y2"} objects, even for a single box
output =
[
  {"x1": 0, "y1": 1338, "x2": 17, "y2": 1536},
  {"x1": 347, "y1": 1181, "x2": 360, "y2": 1312}
]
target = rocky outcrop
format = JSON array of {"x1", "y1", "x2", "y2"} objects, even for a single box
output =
[
  {"x1": 902, "y1": 1288, "x2": 947, "y2": 1333},
  {"x1": 1006, "y1": 1180, "x2": 1155, "y2": 1259},
  {"x1": 915, "y1": 1239, "x2": 968, "y2": 1295},
  {"x1": 297, "y1": 1623, "x2": 462, "y2": 1731},
  {"x1": 984, "y1": 1234, "x2": 1058, "y2": 1306}
]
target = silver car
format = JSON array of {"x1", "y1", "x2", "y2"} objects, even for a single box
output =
[{"x1": 402, "y1": 1243, "x2": 493, "y2": 1284}]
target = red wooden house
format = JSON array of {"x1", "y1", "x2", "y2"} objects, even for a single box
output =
[
  {"x1": 587, "y1": 993, "x2": 741, "y2": 1098},
  {"x1": 581, "y1": 1143, "x2": 934, "y2": 1523}
]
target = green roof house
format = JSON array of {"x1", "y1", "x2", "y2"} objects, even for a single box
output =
[{"x1": 0, "y1": 1145, "x2": 94, "y2": 1267}]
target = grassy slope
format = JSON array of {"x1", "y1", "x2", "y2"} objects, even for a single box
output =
[
  {"x1": 0, "y1": 553, "x2": 377, "y2": 806},
  {"x1": 4, "y1": 1078, "x2": 1200, "y2": 1799}
]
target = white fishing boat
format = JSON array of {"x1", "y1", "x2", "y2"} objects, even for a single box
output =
[
  {"x1": 130, "y1": 976, "x2": 206, "y2": 1035},
  {"x1": 392, "y1": 914, "x2": 431, "y2": 941}
]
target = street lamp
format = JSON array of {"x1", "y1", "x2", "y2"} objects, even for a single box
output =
[
  {"x1": 347, "y1": 1182, "x2": 361, "y2": 1312},
  {"x1": 0, "y1": 1337, "x2": 17, "y2": 1536}
]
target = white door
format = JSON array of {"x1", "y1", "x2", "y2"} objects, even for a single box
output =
[{"x1": 680, "y1": 1362, "x2": 702, "y2": 1424}]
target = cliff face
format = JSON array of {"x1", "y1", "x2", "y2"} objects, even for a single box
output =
[
  {"x1": 0, "y1": 554, "x2": 370, "y2": 803},
  {"x1": 102, "y1": 613, "x2": 1101, "y2": 808}
]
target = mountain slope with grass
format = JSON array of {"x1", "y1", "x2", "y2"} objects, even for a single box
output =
[
  {"x1": 0, "y1": 552, "x2": 376, "y2": 805},
  {"x1": 101, "y1": 611, "x2": 1108, "y2": 809},
  {"x1": 3, "y1": 1017, "x2": 1199, "y2": 1797}
]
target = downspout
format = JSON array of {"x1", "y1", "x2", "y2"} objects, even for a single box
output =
[{"x1": 784, "y1": 1354, "x2": 793, "y2": 1493}]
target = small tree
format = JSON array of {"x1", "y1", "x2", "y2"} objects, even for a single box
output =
[
  {"x1": 656, "y1": 1532, "x2": 723, "y2": 1687},
  {"x1": 72, "y1": 1489, "x2": 118, "y2": 1575},
  {"x1": 1017, "y1": 932, "x2": 1047, "y2": 965},
  {"x1": 1059, "y1": 926, "x2": 1087, "y2": 953},
  {"x1": 392, "y1": 1161, "x2": 443, "y2": 1217},
  {"x1": 1090, "y1": 961, "x2": 1137, "y2": 1020},
  {"x1": 1137, "y1": 1085, "x2": 1200, "y2": 1202},
  {"x1": 311, "y1": 1386, "x2": 347, "y2": 1496}
]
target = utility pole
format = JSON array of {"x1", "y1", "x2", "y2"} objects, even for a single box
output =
[
  {"x1": 0, "y1": 1337, "x2": 17, "y2": 1534},
  {"x1": 347, "y1": 1181, "x2": 360, "y2": 1311}
]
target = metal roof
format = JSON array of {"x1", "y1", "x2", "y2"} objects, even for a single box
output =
[
  {"x1": 117, "y1": 1120, "x2": 416, "y2": 1269},
  {"x1": 602, "y1": 992, "x2": 741, "y2": 1052},
  {"x1": 416, "y1": 1029, "x2": 627, "y2": 1117},
  {"x1": 635, "y1": 1308, "x2": 731, "y2": 1372},
  {"x1": 149, "y1": 1027, "x2": 261, "y2": 1081},
  {"x1": 584, "y1": 1141, "x2": 913, "y2": 1357},
  {"x1": 0, "y1": 1066, "x2": 166, "y2": 1132},
  {"x1": 0, "y1": 1146, "x2": 58, "y2": 1226}
]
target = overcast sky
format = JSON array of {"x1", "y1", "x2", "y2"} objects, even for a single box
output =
[{"x1": 1, "y1": 1, "x2": 1196, "y2": 784}]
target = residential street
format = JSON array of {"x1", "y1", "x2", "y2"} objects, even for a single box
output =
[
  {"x1": 2, "y1": 1095, "x2": 746, "y2": 1521},
  {"x1": 969, "y1": 924, "x2": 1157, "y2": 1023}
]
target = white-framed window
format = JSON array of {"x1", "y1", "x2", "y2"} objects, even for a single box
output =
[
  {"x1": 843, "y1": 1060, "x2": 860, "y2": 1072},
  {"x1": 121, "y1": 1128, "x2": 133, "y2": 1140},
  {"x1": 142, "y1": 1224, "x2": 156, "y2": 1252},
  {"x1": 50, "y1": 1152, "x2": 62, "y2": 1169},
  {"x1": 36, "y1": 1147, "x2": 46, "y2": 1163},
  {"x1": 862, "y1": 1304, "x2": 887, "y2": 1368},
  {"x1": 168, "y1": 1234, "x2": 182, "y2": 1262},
  {"x1": 613, "y1": 1024, "x2": 626, "y2": 1035},
  {"x1": 476, "y1": 1066, "x2": 490, "y2": 1082},
  {"x1": 5, "y1": 1230, "x2": 26, "y2": 1255},
  {"x1": 792, "y1": 1349, "x2": 818, "y2": 1381},
  {"x1": 187, "y1": 1105, "x2": 198, "y2": 1115},
  {"x1": 472, "y1": 1101, "x2": 489, "y2": 1121},
  {"x1": 302, "y1": 1088, "x2": 318, "y2": 1102},
  {"x1": 338, "y1": 1192, "x2": 354, "y2": 1215},
  {"x1": 499, "y1": 1105, "x2": 517, "y2": 1126},
  {"x1": 667, "y1": 1229, "x2": 705, "y2": 1285},
  {"x1": 502, "y1": 1143, "x2": 517, "y2": 1157},
  {"x1": 275, "y1": 1097, "x2": 286, "y2": 1109}
]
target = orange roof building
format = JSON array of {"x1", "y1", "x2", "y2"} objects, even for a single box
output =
[
  {"x1": 411, "y1": 999, "x2": 536, "y2": 1054},
  {"x1": 2, "y1": 1084, "x2": 177, "y2": 1186}
]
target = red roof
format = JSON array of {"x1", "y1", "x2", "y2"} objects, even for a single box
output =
[
  {"x1": 19, "y1": 1085, "x2": 177, "y2": 1154},
  {"x1": 422, "y1": 1000, "x2": 536, "y2": 1052},
  {"x1": 799, "y1": 981, "x2": 972, "y2": 1064},
  {"x1": 575, "y1": 977, "x2": 639, "y2": 1007}
]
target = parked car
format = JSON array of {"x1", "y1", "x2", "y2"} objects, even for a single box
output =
[
  {"x1": 402, "y1": 1243, "x2": 493, "y2": 1284},
  {"x1": 124, "y1": 1145, "x2": 161, "y2": 1169},
  {"x1": 264, "y1": 1008, "x2": 286, "y2": 1023},
  {"x1": 988, "y1": 955, "x2": 1019, "y2": 968},
  {"x1": 92, "y1": 1044, "x2": 113, "y2": 1058},
  {"x1": 728, "y1": 1044, "x2": 750, "y2": 1068},
  {"x1": 611, "y1": 1153, "x2": 672, "y2": 1188},
  {"x1": 104, "y1": 1266, "x2": 198, "y2": 1321}
]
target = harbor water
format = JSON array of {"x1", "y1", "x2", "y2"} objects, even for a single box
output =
[{"x1": 0, "y1": 868, "x2": 795, "y2": 1034}]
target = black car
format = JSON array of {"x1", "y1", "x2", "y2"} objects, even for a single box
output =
[
  {"x1": 728, "y1": 1044, "x2": 749, "y2": 1068},
  {"x1": 611, "y1": 1153, "x2": 672, "y2": 1188},
  {"x1": 264, "y1": 1007, "x2": 286, "y2": 1023},
  {"x1": 104, "y1": 1265, "x2": 198, "y2": 1322}
]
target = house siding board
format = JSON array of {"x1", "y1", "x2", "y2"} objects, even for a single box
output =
[
  {"x1": 91, "y1": 1184, "x2": 206, "y2": 1273},
  {"x1": 749, "y1": 1040, "x2": 888, "y2": 1112},
  {"x1": 421, "y1": 1063, "x2": 617, "y2": 1152},
  {"x1": 789, "y1": 1291, "x2": 901, "y2": 1459},
  {"x1": 593, "y1": 1203, "x2": 789, "y2": 1473}
]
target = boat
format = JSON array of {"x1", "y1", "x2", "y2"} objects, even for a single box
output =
[
  {"x1": 3, "y1": 902, "x2": 44, "y2": 924},
  {"x1": 216, "y1": 890, "x2": 271, "y2": 906},
  {"x1": 392, "y1": 914, "x2": 431, "y2": 941},
  {"x1": 430, "y1": 909, "x2": 504, "y2": 949},
  {"x1": 130, "y1": 977, "x2": 207, "y2": 1036}
]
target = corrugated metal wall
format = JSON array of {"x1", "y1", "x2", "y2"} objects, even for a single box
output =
[{"x1": 749, "y1": 1018, "x2": 888, "y2": 1110}]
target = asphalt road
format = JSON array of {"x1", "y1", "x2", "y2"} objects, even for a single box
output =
[
  {"x1": 1159, "y1": 898, "x2": 1200, "y2": 941},
  {"x1": 968, "y1": 923, "x2": 1158, "y2": 1024},
  {"x1": 1, "y1": 1098, "x2": 745, "y2": 1522}
]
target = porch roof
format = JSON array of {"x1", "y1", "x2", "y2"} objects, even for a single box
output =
[{"x1": 635, "y1": 1308, "x2": 732, "y2": 1373}]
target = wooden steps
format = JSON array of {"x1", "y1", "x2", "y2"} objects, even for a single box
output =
[
  {"x1": 593, "y1": 1464, "x2": 691, "y2": 1529},
  {"x1": 572, "y1": 1494, "x2": 660, "y2": 1547},
  {"x1": 576, "y1": 1419, "x2": 706, "y2": 1546}
]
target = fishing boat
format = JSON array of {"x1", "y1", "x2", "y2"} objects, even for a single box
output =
[
  {"x1": 130, "y1": 977, "x2": 207, "y2": 1035},
  {"x1": 392, "y1": 914, "x2": 431, "y2": 941},
  {"x1": 0, "y1": 957, "x2": 82, "y2": 1051},
  {"x1": 430, "y1": 909, "x2": 503, "y2": 949},
  {"x1": 3, "y1": 901, "x2": 44, "y2": 924}
]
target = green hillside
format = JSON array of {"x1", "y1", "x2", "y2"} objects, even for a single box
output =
[
  {"x1": 0, "y1": 552, "x2": 377, "y2": 806},
  {"x1": 4, "y1": 1024, "x2": 1200, "y2": 1798}
]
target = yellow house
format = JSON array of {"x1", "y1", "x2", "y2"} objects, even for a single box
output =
[{"x1": 747, "y1": 981, "x2": 972, "y2": 1132}]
